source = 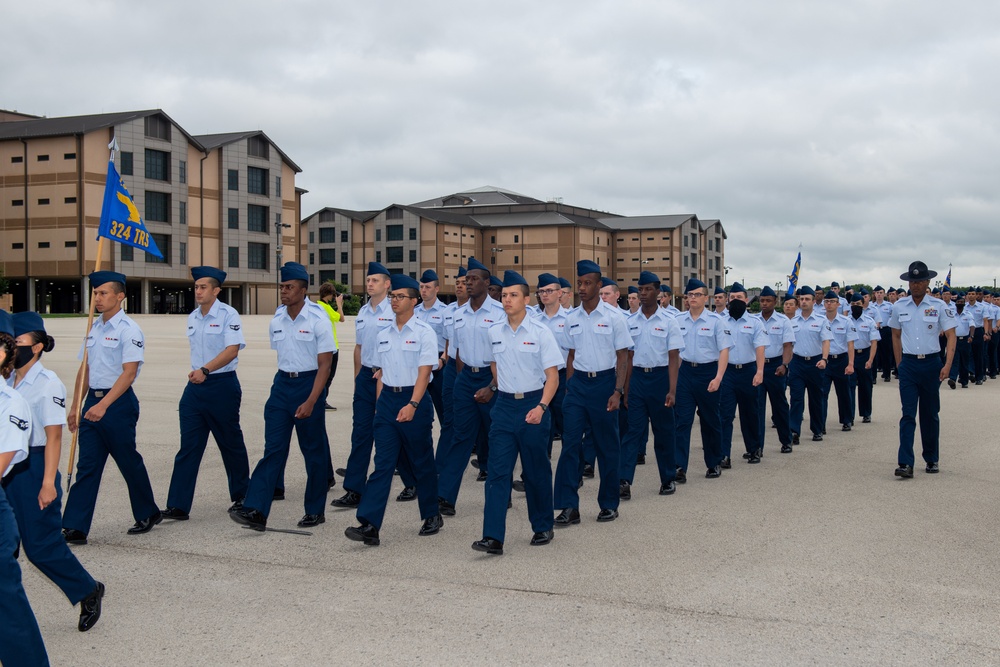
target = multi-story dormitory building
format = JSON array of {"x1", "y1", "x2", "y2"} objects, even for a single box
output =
[
  {"x1": 300, "y1": 186, "x2": 726, "y2": 306},
  {"x1": 0, "y1": 109, "x2": 302, "y2": 314}
]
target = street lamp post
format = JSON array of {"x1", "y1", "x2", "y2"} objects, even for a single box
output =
[
  {"x1": 491, "y1": 247, "x2": 503, "y2": 271},
  {"x1": 275, "y1": 221, "x2": 292, "y2": 298}
]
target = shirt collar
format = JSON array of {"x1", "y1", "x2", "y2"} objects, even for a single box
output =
[
  {"x1": 96, "y1": 309, "x2": 126, "y2": 330},
  {"x1": 8, "y1": 361, "x2": 45, "y2": 388},
  {"x1": 195, "y1": 299, "x2": 222, "y2": 321}
]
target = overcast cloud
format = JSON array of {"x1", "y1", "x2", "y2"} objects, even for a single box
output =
[{"x1": 5, "y1": 0, "x2": 1000, "y2": 288}]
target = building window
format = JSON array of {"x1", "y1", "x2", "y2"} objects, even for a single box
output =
[
  {"x1": 514, "y1": 234, "x2": 519, "y2": 243},
  {"x1": 248, "y1": 167, "x2": 269, "y2": 196},
  {"x1": 375, "y1": 229, "x2": 381, "y2": 242},
  {"x1": 309, "y1": 231, "x2": 314, "y2": 244},
  {"x1": 319, "y1": 270, "x2": 336, "y2": 283},
  {"x1": 65, "y1": 196, "x2": 77, "y2": 204},
  {"x1": 248, "y1": 135, "x2": 269, "y2": 159},
  {"x1": 121, "y1": 245, "x2": 133, "y2": 261},
  {"x1": 179, "y1": 200, "x2": 187, "y2": 225},
  {"x1": 11, "y1": 156, "x2": 22, "y2": 164},
  {"x1": 146, "y1": 234, "x2": 170, "y2": 263},
  {"x1": 386, "y1": 246, "x2": 403, "y2": 263},
  {"x1": 319, "y1": 249, "x2": 336, "y2": 264},
  {"x1": 409, "y1": 227, "x2": 417, "y2": 240},
  {"x1": 375, "y1": 251, "x2": 381, "y2": 263},
  {"x1": 386, "y1": 225, "x2": 403, "y2": 241},
  {"x1": 341, "y1": 251, "x2": 348, "y2": 264},
  {"x1": 708, "y1": 239, "x2": 713, "y2": 251},
  {"x1": 228, "y1": 246, "x2": 239, "y2": 268},
  {"x1": 144, "y1": 115, "x2": 171, "y2": 141},
  {"x1": 319, "y1": 211, "x2": 335, "y2": 223},
  {"x1": 12, "y1": 200, "x2": 23, "y2": 207},
  {"x1": 144, "y1": 149, "x2": 170, "y2": 181},
  {"x1": 319, "y1": 228, "x2": 336, "y2": 244},
  {"x1": 64, "y1": 152, "x2": 77, "y2": 160},
  {"x1": 37, "y1": 198, "x2": 49, "y2": 205},
  {"x1": 386, "y1": 207, "x2": 403, "y2": 220},
  {"x1": 228, "y1": 208, "x2": 239, "y2": 229},
  {"x1": 145, "y1": 191, "x2": 171, "y2": 222},
  {"x1": 275, "y1": 175, "x2": 281, "y2": 198},
  {"x1": 248, "y1": 242, "x2": 269, "y2": 270},
  {"x1": 179, "y1": 242, "x2": 187, "y2": 265},
  {"x1": 690, "y1": 253, "x2": 697, "y2": 268},
  {"x1": 309, "y1": 253, "x2": 314, "y2": 264},
  {"x1": 248, "y1": 205, "x2": 268, "y2": 233},
  {"x1": 120, "y1": 152, "x2": 133, "y2": 175},
  {"x1": 684, "y1": 255, "x2": 689, "y2": 268},
  {"x1": 37, "y1": 155, "x2": 49, "y2": 162},
  {"x1": 514, "y1": 255, "x2": 519, "y2": 264},
  {"x1": 310, "y1": 274, "x2": 315, "y2": 286},
  {"x1": 63, "y1": 240, "x2": 77, "y2": 248},
  {"x1": 341, "y1": 230, "x2": 348, "y2": 243},
  {"x1": 228, "y1": 169, "x2": 239, "y2": 191},
  {"x1": 38, "y1": 242, "x2": 50, "y2": 248},
  {"x1": 491, "y1": 235, "x2": 496, "y2": 243},
  {"x1": 341, "y1": 273, "x2": 348, "y2": 284},
  {"x1": 684, "y1": 236, "x2": 689, "y2": 248},
  {"x1": 647, "y1": 237, "x2": 654, "y2": 241},
  {"x1": 690, "y1": 233, "x2": 697, "y2": 247},
  {"x1": 409, "y1": 250, "x2": 417, "y2": 262},
  {"x1": 179, "y1": 160, "x2": 187, "y2": 184},
  {"x1": 11, "y1": 243, "x2": 23, "y2": 249}
]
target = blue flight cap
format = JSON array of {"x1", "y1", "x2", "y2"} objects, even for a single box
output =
[
  {"x1": 660, "y1": 284, "x2": 672, "y2": 294},
  {"x1": 931, "y1": 288, "x2": 940, "y2": 294},
  {"x1": 859, "y1": 288, "x2": 869, "y2": 295},
  {"x1": 874, "y1": 285, "x2": 884, "y2": 291},
  {"x1": 759, "y1": 286, "x2": 776, "y2": 298},
  {"x1": 783, "y1": 292, "x2": 798, "y2": 302},
  {"x1": 600, "y1": 277, "x2": 617, "y2": 288},
  {"x1": 489, "y1": 275, "x2": 503, "y2": 287},
  {"x1": 89, "y1": 270, "x2": 127, "y2": 287},
  {"x1": 941, "y1": 285, "x2": 951, "y2": 293},
  {"x1": 714, "y1": 286, "x2": 726, "y2": 295},
  {"x1": 0, "y1": 310, "x2": 13, "y2": 338},
  {"x1": 823, "y1": 290, "x2": 839, "y2": 300},
  {"x1": 502, "y1": 270, "x2": 527, "y2": 287},
  {"x1": 280, "y1": 262, "x2": 309, "y2": 283},
  {"x1": 577, "y1": 259, "x2": 601, "y2": 277},
  {"x1": 191, "y1": 266, "x2": 226, "y2": 285},
  {"x1": 468, "y1": 257, "x2": 490, "y2": 274},
  {"x1": 851, "y1": 293, "x2": 864, "y2": 303},
  {"x1": 389, "y1": 273, "x2": 419, "y2": 292},
  {"x1": 537, "y1": 273, "x2": 559, "y2": 288},
  {"x1": 797, "y1": 286, "x2": 815, "y2": 296},
  {"x1": 730, "y1": 281, "x2": 746, "y2": 294},
  {"x1": 419, "y1": 269, "x2": 439, "y2": 283},
  {"x1": 638, "y1": 270, "x2": 660, "y2": 285},
  {"x1": 367, "y1": 261, "x2": 389, "y2": 277},
  {"x1": 558, "y1": 277, "x2": 572, "y2": 289},
  {"x1": 457, "y1": 266, "x2": 467, "y2": 278},
  {"x1": 12, "y1": 311, "x2": 45, "y2": 337},
  {"x1": 685, "y1": 278, "x2": 707, "y2": 294},
  {"x1": 831, "y1": 281, "x2": 840, "y2": 287},
  {"x1": 627, "y1": 286, "x2": 638, "y2": 294},
  {"x1": 815, "y1": 285, "x2": 823, "y2": 293}
]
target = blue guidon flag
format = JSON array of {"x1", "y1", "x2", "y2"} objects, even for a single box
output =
[
  {"x1": 787, "y1": 247, "x2": 802, "y2": 295},
  {"x1": 97, "y1": 159, "x2": 162, "y2": 258}
]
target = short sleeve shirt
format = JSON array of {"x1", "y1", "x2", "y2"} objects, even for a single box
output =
[
  {"x1": 414, "y1": 298, "x2": 447, "y2": 353},
  {"x1": 627, "y1": 308, "x2": 684, "y2": 368},
  {"x1": 269, "y1": 299, "x2": 336, "y2": 372},
  {"x1": 375, "y1": 317, "x2": 439, "y2": 387},
  {"x1": 187, "y1": 299, "x2": 246, "y2": 372},
  {"x1": 356, "y1": 297, "x2": 394, "y2": 367},
  {"x1": 486, "y1": 316, "x2": 564, "y2": 393},
  {"x1": 790, "y1": 311, "x2": 834, "y2": 357},
  {"x1": 79, "y1": 309, "x2": 144, "y2": 388},
  {"x1": 0, "y1": 385, "x2": 31, "y2": 477},
  {"x1": 727, "y1": 314, "x2": 769, "y2": 365},
  {"x1": 754, "y1": 312, "x2": 796, "y2": 359},
  {"x1": 888, "y1": 295, "x2": 956, "y2": 354},
  {"x1": 674, "y1": 310, "x2": 734, "y2": 364},
  {"x1": 7, "y1": 362, "x2": 66, "y2": 449},
  {"x1": 564, "y1": 304, "x2": 632, "y2": 372},
  {"x1": 452, "y1": 299, "x2": 507, "y2": 368}
]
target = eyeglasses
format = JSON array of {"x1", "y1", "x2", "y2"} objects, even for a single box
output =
[
  {"x1": 536, "y1": 288, "x2": 559, "y2": 296},
  {"x1": 686, "y1": 292, "x2": 707, "y2": 298},
  {"x1": 389, "y1": 293, "x2": 416, "y2": 301}
]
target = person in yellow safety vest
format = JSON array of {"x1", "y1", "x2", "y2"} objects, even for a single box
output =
[{"x1": 317, "y1": 282, "x2": 344, "y2": 410}]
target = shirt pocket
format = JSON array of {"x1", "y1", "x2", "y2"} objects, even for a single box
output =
[
  {"x1": 205, "y1": 325, "x2": 224, "y2": 336},
  {"x1": 355, "y1": 318, "x2": 367, "y2": 331},
  {"x1": 99, "y1": 336, "x2": 119, "y2": 348},
  {"x1": 86, "y1": 335, "x2": 97, "y2": 348},
  {"x1": 649, "y1": 326, "x2": 668, "y2": 339},
  {"x1": 593, "y1": 322, "x2": 612, "y2": 335},
  {"x1": 491, "y1": 339, "x2": 507, "y2": 354},
  {"x1": 271, "y1": 329, "x2": 287, "y2": 342},
  {"x1": 897, "y1": 313, "x2": 912, "y2": 322},
  {"x1": 517, "y1": 340, "x2": 540, "y2": 353},
  {"x1": 186, "y1": 326, "x2": 196, "y2": 338},
  {"x1": 696, "y1": 326, "x2": 715, "y2": 337},
  {"x1": 294, "y1": 329, "x2": 315, "y2": 342}
]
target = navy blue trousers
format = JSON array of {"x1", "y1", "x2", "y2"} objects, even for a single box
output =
[
  {"x1": 554, "y1": 371, "x2": 620, "y2": 511},
  {"x1": 949, "y1": 338, "x2": 971, "y2": 385},
  {"x1": 546, "y1": 368, "x2": 567, "y2": 457},
  {"x1": 878, "y1": 327, "x2": 895, "y2": 379},
  {"x1": 3, "y1": 448, "x2": 96, "y2": 604},
  {"x1": 674, "y1": 362, "x2": 723, "y2": 471},
  {"x1": 789, "y1": 356, "x2": 824, "y2": 437},
  {"x1": 484, "y1": 391, "x2": 553, "y2": 543},
  {"x1": 435, "y1": 358, "x2": 458, "y2": 467},
  {"x1": 897, "y1": 355, "x2": 942, "y2": 467},
  {"x1": 720, "y1": 364, "x2": 761, "y2": 457},
  {"x1": 851, "y1": 348, "x2": 873, "y2": 419},
  {"x1": 243, "y1": 372, "x2": 329, "y2": 518},
  {"x1": 620, "y1": 367, "x2": 675, "y2": 485},
  {"x1": 436, "y1": 366, "x2": 496, "y2": 506},
  {"x1": 972, "y1": 327, "x2": 985, "y2": 381},
  {"x1": 989, "y1": 331, "x2": 999, "y2": 376},
  {"x1": 758, "y1": 359, "x2": 791, "y2": 447},
  {"x1": 822, "y1": 355, "x2": 853, "y2": 427},
  {"x1": 356, "y1": 389, "x2": 438, "y2": 530},
  {"x1": 63, "y1": 388, "x2": 159, "y2": 534},
  {"x1": 0, "y1": 485, "x2": 49, "y2": 667},
  {"x1": 167, "y1": 372, "x2": 250, "y2": 511},
  {"x1": 427, "y1": 365, "x2": 445, "y2": 425}
]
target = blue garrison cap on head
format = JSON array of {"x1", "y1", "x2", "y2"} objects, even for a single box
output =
[
  {"x1": 638, "y1": 270, "x2": 660, "y2": 285},
  {"x1": 627, "y1": 286, "x2": 638, "y2": 294},
  {"x1": 89, "y1": 271, "x2": 126, "y2": 287},
  {"x1": 815, "y1": 285, "x2": 823, "y2": 293},
  {"x1": 577, "y1": 259, "x2": 601, "y2": 277},
  {"x1": 419, "y1": 269, "x2": 438, "y2": 283},
  {"x1": 537, "y1": 273, "x2": 559, "y2": 288},
  {"x1": 558, "y1": 277, "x2": 571, "y2": 289},
  {"x1": 661, "y1": 284, "x2": 672, "y2": 294},
  {"x1": 367, "y1": 261, "x2": 389, "y2": 277},
  {"x1": 12, "y1": 311, "x2": 45, "y2": 337},
  {"x1": 831, "y1": 281, "x2": 840, "y2": 287},
  {"x1": 468, "y1": 257, "x2": 490, "y2": 274},
  {"x1": 823, "y1": 290, "x2": 839, "y2": 300},
  {"x1": 280, "y1": 262, "x2": 309, "y2": 283},
  {"x1": 941, "y1": 285, "x2": 951, "y2": 293},
  {"x1": 489, "y1": 275, "x2": 503, "y2": 287},
  {"x1": 797, "y1": 286, "x2": 815, "y2": 296},
  {"x1": 874, "y1": 285, "x2": 884, "y2": 291},
  {"x1": 783, "y1": 292, "x2": 797, "y2": 302},
  {"x1": 191, "y1": 266, "x2": 226, "y2": 285},
  {"x1": 859, "y1": 288, "x2": 869, "y2": 295},
  {"x1": 389, "y1": 273, "x2": 419, "y2": 292},
  {"x1": 0, "y1": 310, "x2": 13, "y2": 338},
  {"x1": 931, "y1": 288, "x2": 940, "y2": 294},
  {"x1": 685, "y1": 278, "x2": 707, "y2": 293},
  {"x1": 457, "y1": 266, "x2": 467, "y2": 278},
  {"x1": 714, "y1": 286, "x2": 726, "y2": 295},
  {"x1": 851, "y1": 293, "x2": 864, "y2": 303},
  {"x1": 730, "y1": 281, "x2": 746, "y2": 294},
  {"x1": 502, "y1": 270, "x2": 527, "y2": 287},
  {"x1": 600, "y1": 277, "x2": 617, "y2": 288},
  {"x1": 759, "y1": 286, "x2": 776, "y2": 298}
]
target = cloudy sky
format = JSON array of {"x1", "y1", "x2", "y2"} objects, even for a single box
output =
[{"x1": 6, "y1": 0, "x2": 1000, "y2": 289}]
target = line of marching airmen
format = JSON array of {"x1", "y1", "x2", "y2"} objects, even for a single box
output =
[{"x1": 0, "y1": 258, "x2": 969, "y2": 665}]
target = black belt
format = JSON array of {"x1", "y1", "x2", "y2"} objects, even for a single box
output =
[
  {"x1": 278, "y1": 370, "x2": 318, "y2": 378},
  {"x1": 464, "y1": 365, "x2": 490, "y2": 374},
  {"x1": 728, "y1": 363, "x2": 754, "y2": 369},
  {"x1": 383, "y1": 385, "x2": 414, "y2": 393},
  {"x1": 198, "y1": 370, "x2": 236, "y2": 378},
  {"x1": 577, "y1": 368, "x2": 616, "y2": 378},
  {"x1": 902, "y1": 353, "x2": 934, "y2": 360},
  {"x1": 499, "y1": 389, "x2": 544, "y2": 400},
  {"x1": 681, "y1": 360, "x2": 717, "y2": 368},
  {"x1": 89, "y1": 388, "x2": 112, "y2": 398},
  {"x1": 635, "y1": 365, "x2": 667, "y2": 373},
  {"x1": 828, "y1": 353, "x2": 843, "y2": 359},
  {"x1": 765, "y1": 356, "x2": 784, "y2": 364},
  {"x1": 793, "y1": 354, "x2": 819, "y2": 361}
]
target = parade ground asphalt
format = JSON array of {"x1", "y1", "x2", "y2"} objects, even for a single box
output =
[{"x1": 23, "y1": 314, "x2": 1000, "y2": 666}]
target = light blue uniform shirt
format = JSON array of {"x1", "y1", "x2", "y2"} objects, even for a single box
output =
[
  {"x1": 674, "y1": 310, "x2": 734, "y2": 364},
  {"x1": 186, "y1": 299, "x2": 246, "y2": 372},
  {"x1": 727, "y1": 314, "x2": 769, "y2": 365},
  {"x1": 564, "y1": 304, "x2": 632, "y2": 372},
  {"x1": 875, "y1": 301, "x2": 893, "y2": 327},
  {"x1": 790, "y1": 311, "x2": 834, "y2": 357},
  {"x1": 269, "y1": 299, "x2": 336, "y2": 373},
  {"x1": 953, "y1": 309, "x2": 974, "y2": 337},
  {"x1": 627, "y1": 308, "x2": 684, "y2": 368},
  {"x1": 965, "y1": 301, "x2": 986, "y2": 328},
  {"x1": 79, "y1": 309, "x2": 144, "y2": 388},
  {"x1": 826, "y1": 313, "x2": 859, "y2": 355},
  {"x1": 754, "y1": 312, "x2": 795, "y2": 359},
  {"x1": 888, "y1": 295, "x2": 956, "y2": 355},
  {"x1": 8, "y1": 362, "x2": 66, "y2": 449},
  {"x1": 414, "y1": 298, "x2": 447, "y2": 353},
  {"x1": 852, "y1": 315, "x2": 881, "y2": 350},
  {"x1": 375, "y1": 317, "x2": 438, "y2": 387},
  {"x1": 864, "y1": 303, "x2": 882, "y2": 327},
  {"x1": 531, "y1": 306, "x2": 570, "y2": 367},
  {"x1": 486, "y1": 316, "x2": 563, "y2": 393},
  {"x1": 0, "y1": 385, "x2": 31, "y2": 477},
  {"x1": 442, "y1": 302, "x2": 460, "y2": 345},
  {"x1": 452, "y1": 298, "x2": 507, "y2": 368},
  {"x1": 356, "y1": 297, "x2": 394, "y2": 368},
  {"x1": 661, "y1": 304, "x2": 681, "y2": 318}
]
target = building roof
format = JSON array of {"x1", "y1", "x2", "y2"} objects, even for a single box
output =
[
  {"x1": 0, "y1": 109, "x2": 201, "y2": 146},
  {"x1": 598, "y1": 214, "x2": 697, "y2": 231},
  {"x1": 394, "y1": 204, "x2": 477, "y2": 226},
  {"x1": 698, "y1": 218, "x2": 727, "y2": 238},
  {"x1": 193, "y1": 130, "x2": 302, "y2": 172},
  {"x1": 468, "y1": 210, "x2": 607, "y2": 229},
  {"x1": 302, "y1": 206, "x2": 378, "y2": 223},
  {"x1": 410, "y1": 186, "x2": 546, "y2": 208}
]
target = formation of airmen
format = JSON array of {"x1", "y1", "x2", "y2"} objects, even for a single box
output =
[{"x1": 0, "y1": 257, "x2": 982, "y2": 665}]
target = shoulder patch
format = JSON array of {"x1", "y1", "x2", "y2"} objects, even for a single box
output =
[
  {"x1": 230, "y1": 324, "x2": 241, "y2": 331},
  {"x1": 53, "y1": 396, "x2": 66, "y2": 408},
  {"x1": 132, "y1": 339, "x2": 144, "y2": 348},
  {"x1": 9, "y1": 414, "x2": 28, "y2": 431}
]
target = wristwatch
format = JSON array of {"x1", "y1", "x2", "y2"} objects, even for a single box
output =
[
  {"x1": 409, "y1": 400, "x2": 420, "y2": 409},
  {"x1": 200, "y1": 367, "x2": 210, "y2": 376},
  {"x1": 615, "y1": 386, "x2": 625, "y2": 395},
  {"x1": 538, "y1": 403, "x2": 549, "y2": 412},
  {"x1": 489, "y1": 384, "x2": 498, "y2": 392}
]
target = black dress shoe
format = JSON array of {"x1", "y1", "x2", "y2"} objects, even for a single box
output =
[
  {"x1": 659, "y1": 481, "x2": 676, "y2": 495},
  {"x1": 438, "y1": 498, "x2": 456, "y2": 516},
  {"x1": 742, "y1": 452, "x2": 751, "y2": 460},
  {"x1": 720, "y1": 456, "x2": 732, "y2": 469},
  {"x1": 554, "y1": 508, "x2": 581, "y2": 526},
  {"x1": 471, "y1": 537, "x2": 503, "y2": 554},
  {"x1": 330, "y1": 491, "x2": 361, "y2": 508},
  {"x1": 636, "y1": 453, "x2": 646, "y2": 465},
  {"x1": 862, "y1": 416, "x2": 871, "y2": 423},
  {"x1": 273, "y1": 488, "x2": 285, "y2": 501},
  {"x1": 78, "y1": 581, "x2": 105, "y2": 632},
  {"x1": 962, "y1": 383, "x2": 969, "y2": 388},
  {"x1": 335, "y1": 467, "x2": 347, "y2": 477},
  {"x1": 230, "y1": 507, "x2": 267, "y2": 531},
  {"x1": 842, "y1": 424, "x2": 852, "y2": 432},
  {"x1": 894, "y1": 464, "x2": 914, "y2": 479},
  {"x1": 325, "y1": 402, "x2": 337, "y2": 410},
  {"x1": 822, "y1": 429, "x2": 827, "y2": 435},
  {"x1": 395, "y1": 486, "x2": 417, "y2": 502},
  {"x1": 127, "y1": 512, "x2": 163, "y2": 535},
  {"x1": 297, "y1": 514, "x2": 325, "y2": 528},
  {"x1": 705, "y1": 466, "x2": 722, "y2": 479},
  {"x1": 675, "y1": 468, "x2": 687, "y2": 484},
  {"x1": 976, "y1": 379, "x2": 983, "y2": 385},
  {"x1": 781, "y1": 444, "x2": 793, "y2": 453},
  {"x1": 512, "y1": 479, "x2": 526, "y2": 492},
  {"x1": 582, "y1": 464, "x2": 595, "y2": 478},
  {"x1": 63, "y1": 529, "x2": 88, "y2": 545},
  {"x1": 161, "y1": 507, "x2": 189, "y2": 521},
  {"x1": 619, "y1": 480, "x2": 631, "y2": 500},
  {"x1": 925, "y1": 462, "x2": 940, "y2": 474},
  {"x1": 597, "y1": 508, "x2": 618, "y2": 522},
  {"x1": 228, "y1": 499, "x2": 244, "y2": 513},
  {"x1": 748, "y1": 451, "x2": 761, "y2": 464},
  {"x1": 812, "y1": 434, "x2": 823, "y2": 442},
  {"x1": 328, "y1": 478, "x2": 337, "y2": 490},
  {"x1": 476, "y1": 470, "x2": 487, "y2": 482},
  {"x1": 792, "y1": 432, "x2": 800, "y2": 445},
  {"x1": 883, "y1": 376, "x2": 890, "y2": 382},
  {"x1": 530, "y1": 530, "x2": 554, "y2": 546},
  {"x1": 419, "y1": 514, "x2": 444, "y2": 536},
  {"x1": 345, "y1": 523, "x2": 380, "y2": 545},
  {"x1": 470, "y1": 458, "x2": 481, "y2": 470},
  {"x1": 948, "y1": 379, "x2": 956, "y2": 389}
]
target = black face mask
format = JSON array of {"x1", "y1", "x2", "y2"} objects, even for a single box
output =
[
  {"x1": 851, "y1": 306, "x2": 864, "y2": 319},
  {"x1": 13, "y1": 345, "x2": 36, "y2": 369},
  {"x1": 728, "y1": 300, "x2": 747, "y2": 319},
  {"x1": 957, "y1": 303, "x2": 965, "y2": 313}
]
